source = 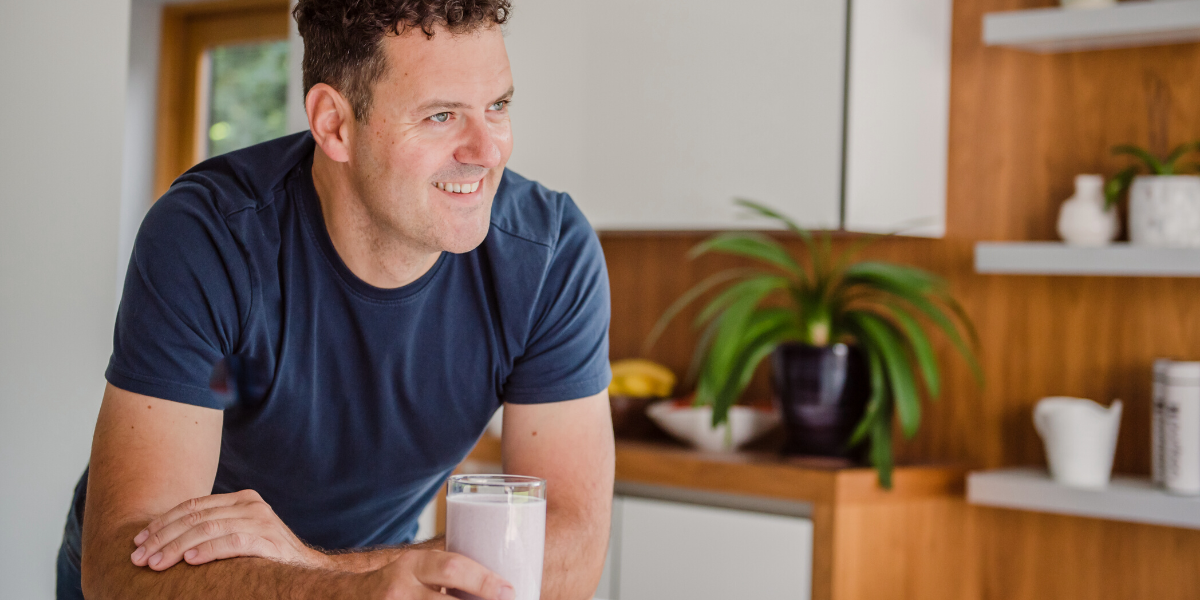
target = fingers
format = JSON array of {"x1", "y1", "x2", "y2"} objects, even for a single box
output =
[
  {"x1": 135, "y1": 490, "x2": 254, "y2": 546},
  {"x1": 181, "y1": 529, "x2": 273, "y2": 566},
  {"x1": 413, "y1": 552, "x2": 515, "y2": 600},
  {"x1": 131, "y1": 504, "x2": 255, "y2": 568},
  {"x1": 141, "y1": 517, "x2": 263, "y2": 571}
]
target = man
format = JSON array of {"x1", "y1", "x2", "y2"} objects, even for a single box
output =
[{"x1": 56, "y1": 1, "x2": 615, "y2": 598}]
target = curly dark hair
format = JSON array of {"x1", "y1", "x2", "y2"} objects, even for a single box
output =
[{"x1": 293, "y1": 0, "x2": 512, "y2": 122}]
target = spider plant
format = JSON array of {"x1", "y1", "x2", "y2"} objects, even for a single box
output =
[
  {"x1": 1105, "y1": 141, "x2": 1200, "y2": 209},
  {"x1": 645, "y1": 199, "x2": 982, "y2": 487}
]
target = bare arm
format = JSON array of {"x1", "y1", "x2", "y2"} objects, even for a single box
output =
[
  {"x1": 81, "y1": 384, "x2": 512, "y2": 600},
  {"x1": 502, "y1": 392, "x2": 615, "y2": 600}
]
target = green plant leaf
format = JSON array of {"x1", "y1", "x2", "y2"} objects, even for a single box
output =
[
  {"x1": 853, "y1": 313, "x2": 921, "y2": 439},
  {"x1": 880, "y1": 303, "x2": 941, "y2": 399},
  {"x1": 853, "y1": 282, "x2": 982, "y2": 385},
  {"x1": 1163, "y1": 140, "x2": 1200, "y2": 170},
  {"x1": 848, "y1": 342, "x2": 887, "y2": 446},
  {"x1": 685, "y1": 316, "x2": 723, "y2": 386},
  {"x1": 842, "y1": 261, "x2": 943, "y2": 295},
  {"x1": 642, "y1": 268, "x2": 761, "y2": 354},
  {"x1": 870, "y1": 403, "x2": 895, "y2": 489},
  {"x1": 1113, "y1": 144, "x2": 1166, "y2": 175},
  {"x1": 709, "y1": 314, "x2": 803, "y2": 427},
  {"x1": 1104, "y1": 165, "x2": 1140, "y2": 210},
  {"x1": 689, "y1": 232, "x2": 806, "y2": 281},
  {"x1": 694, "y1": 275, "x2": 793, "y2": 328},
  {"x1": 699, "y1": 280, "x2": 792, "y2": 406},
  {"x1": 733, "y1": 197, "x2": 814, "y2": 246}
]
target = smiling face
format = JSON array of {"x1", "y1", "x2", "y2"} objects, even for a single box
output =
[{"x1": 346, "y1": 25, "x2": 513, "y2": 255}]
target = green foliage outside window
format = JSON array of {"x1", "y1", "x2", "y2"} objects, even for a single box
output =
[{"x1": 207, "y1": 40, "x2": 289, "y2": 158}]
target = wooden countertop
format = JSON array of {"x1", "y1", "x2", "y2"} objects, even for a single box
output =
[{"x1": 465, "y1": 435, "x2": 964, "y2": 505}]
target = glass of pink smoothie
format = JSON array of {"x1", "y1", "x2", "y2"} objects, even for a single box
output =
[{"x1": 445, "y1": 474, "x2": 547, "y2": 600}]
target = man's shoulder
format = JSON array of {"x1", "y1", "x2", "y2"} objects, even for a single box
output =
[
  {"x1": 489, "y1": 169, "x2": 592, "y2": 252},
  {"x1": 163, "y1": 132, "x2": 314, "y2": 218}
]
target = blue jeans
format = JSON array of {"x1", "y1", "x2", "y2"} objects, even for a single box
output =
[{"x1": 56, "y1": 469, "x2": 87, "y2": 600}]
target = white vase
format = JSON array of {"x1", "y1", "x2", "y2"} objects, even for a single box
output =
[
  {"x1": 1129, "y1": 175, "x2": 1200, "y2": 247},
  {"x1": 1057, "y1": 174, "x2": 1117, "y2": 246},
  {"x1": 1034, "y1": 397, "x2": 1123, "y2": 489}
]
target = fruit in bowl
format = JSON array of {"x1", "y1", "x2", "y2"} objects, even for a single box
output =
[
  {"x1": 608, "y1": 359, "x2": 676, "y2": 438},
  {"x1": 646, "y1": 398, "x2": 781, "y2": 453}
]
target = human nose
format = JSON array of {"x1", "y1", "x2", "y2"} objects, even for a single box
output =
[{"x1": 455, "y1": 114, "x2": 503, "y2": 170}]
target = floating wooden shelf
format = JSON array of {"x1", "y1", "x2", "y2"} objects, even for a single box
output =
[
  {"x1": 983, "y1": 1, "x2": 1200, "y2": 53},
  {"x1": 974, "y1": 241, "x2": 1200, "y2": 276},
  {"x1": 968, "y1": 467, "x2": 1200, "y2": 530}
]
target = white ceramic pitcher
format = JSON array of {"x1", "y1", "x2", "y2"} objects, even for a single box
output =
[{"x1": 1033, "y1": 397, "x2": 1123, "y2": 489}]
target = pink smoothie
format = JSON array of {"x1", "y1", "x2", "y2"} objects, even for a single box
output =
[{"x1": 446, "y1": 494, "x2": 547, "y2": 600}]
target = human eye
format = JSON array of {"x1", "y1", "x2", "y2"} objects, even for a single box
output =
[
  {"x1": 488, "y1": 100, "x2": 508, "y2": 111},
  {"x1": 430, "y1": 112, "x2": 451, "y2": 123}
]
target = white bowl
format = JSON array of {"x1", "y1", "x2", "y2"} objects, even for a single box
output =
[{"x1": 646, "y1": 400, "x2": 781, "y2": 452}]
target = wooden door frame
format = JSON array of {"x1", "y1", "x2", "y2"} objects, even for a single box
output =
[{"x1": 153, "y1": 0, "x2": 290, "y2": 199}]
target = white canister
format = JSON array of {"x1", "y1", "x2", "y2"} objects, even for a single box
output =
[
  {"x1": 1152, "y1": 358, "x2": 1171, "y2": 486},
  {"x1": 1163, "y1": 361, "x2": 1200, "y2": 495}
]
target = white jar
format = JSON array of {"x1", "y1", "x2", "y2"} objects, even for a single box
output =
[
  {"x1": 1057, "y1": 174, "x2": 1117, "y2": 246},
  {"x1": 1128, "y1": 175, "x2": 1200, "y2": 247},
  {"x1": 1152, "y1": 358, "x2": 1171, "y2": 486},
  {"x1": 1163, "y1": 361, "x2": 1200, "y2": 495}
]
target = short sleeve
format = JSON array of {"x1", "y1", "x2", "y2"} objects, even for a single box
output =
[
  {"x1": 502, "y1": 197, "x2": 611, "y2": 404},
  {"x1": 105, "y1": 182, "x2": 250, "y2": 409}
]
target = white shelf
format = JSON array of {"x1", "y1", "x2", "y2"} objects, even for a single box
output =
[
  {"x1": 968, "y1": 468, "x2": 1200, "y2": 530},
  {"x1": 983, "y1": 1, "x2": 1200, "y2": 53},
  {"x1": 974, "y1": 242, "x2": 1200, "y2": 276}
]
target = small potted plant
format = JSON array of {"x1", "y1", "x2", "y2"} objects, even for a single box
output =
[
  {"x1": 646, "y1": 200, "x2": 981, "y2": 487},
  {"x1": 1106, "y1": 141, "x2": 1200, "y2": 247}
]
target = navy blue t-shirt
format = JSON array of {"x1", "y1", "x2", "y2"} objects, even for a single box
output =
[{"x1": 77, "y1": 132, "x2": 611, "y2": 551}]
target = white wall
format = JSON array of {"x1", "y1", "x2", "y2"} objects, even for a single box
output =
[{"x1": 0, "y1": 1, "x2": 132, "y2": 598}]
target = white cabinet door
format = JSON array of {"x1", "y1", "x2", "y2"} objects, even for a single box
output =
[
  {"x1": 613, "y1": 496, "x2": 813, "y2": 600},
  {"x1": 503, "y1": 0, "x2": 848, "y2": 231},
  {"x1": 843, "y1": 0, "x2": 953, "y2": 237}
]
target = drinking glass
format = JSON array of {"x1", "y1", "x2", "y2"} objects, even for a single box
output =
[{"x1": 445, "y1": 474, "x2": 547, "y2": 600}]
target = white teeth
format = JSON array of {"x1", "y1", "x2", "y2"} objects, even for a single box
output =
[{"x1": 434, "y1": 181, "x2": 480, "y2": 193}]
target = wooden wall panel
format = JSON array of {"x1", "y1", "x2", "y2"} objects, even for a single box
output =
[
  {"x1": 599, "y1": 0, "x2": 1200, "y2": 596},
  {"x1": 977, "y1": 507, "x2": 1200, "y2": 600}
]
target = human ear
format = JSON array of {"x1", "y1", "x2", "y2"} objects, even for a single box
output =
[{"x1": 305, "y1": 83, "x2": 353, "y2": 163}]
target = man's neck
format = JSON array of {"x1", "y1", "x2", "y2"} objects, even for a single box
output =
[{"x1": 310, "y1": 149, "x2": 440, "y2": 289}]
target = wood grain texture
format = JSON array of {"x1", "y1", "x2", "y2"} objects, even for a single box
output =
[
  {"x1": 153, "y1": 0, "x2": 289, "y2": 199},
  {"x1": 599, "y1": 0, "x2": 1200, "y2": 597}
]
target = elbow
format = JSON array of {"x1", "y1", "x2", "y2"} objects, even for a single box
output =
[
  {"x1": 80, "y1": 548, "x2": 118, "y2": 600},
  {"x1": 80, "y1": 559, "x2": 103, "y2": 600}
]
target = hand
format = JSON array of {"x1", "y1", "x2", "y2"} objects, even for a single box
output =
[
  {"x1": 130, "y1": 489, "x2": 325, "y2": 571},
  {"x1": 367, "y1": 549, "x2": 515, "y2": 600}
]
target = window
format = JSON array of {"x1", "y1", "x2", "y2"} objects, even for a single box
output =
[{"x1": 154, "y1": 0, "x2": 290, "y2": 198}]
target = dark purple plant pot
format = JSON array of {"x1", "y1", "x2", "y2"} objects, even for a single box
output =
[{"x1": 771, "y1": 342, "x2": 870, "y2": 460}]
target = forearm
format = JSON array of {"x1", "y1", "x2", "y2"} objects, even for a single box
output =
[
  {"x1": 541, "y1": 503, "x2": 611, "y2": 600},
  {"x1": 323, "y1": 536, "x2": 444, "y2": 573},
  {"x1": 83, "y1": 522, "x2": 370, "y2": 600}
]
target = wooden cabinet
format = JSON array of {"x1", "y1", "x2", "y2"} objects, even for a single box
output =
[{"x1": 502, "y1": 0, "x2": 951, "y2": 236}]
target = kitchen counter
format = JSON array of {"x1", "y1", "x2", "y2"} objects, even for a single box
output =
[{"x1": 453, "y1": 435, "x2": 971, "y2": 600}]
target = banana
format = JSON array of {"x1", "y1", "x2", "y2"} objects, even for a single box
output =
[{"x1": 609, "y1": 359, "x2": 676, "y2": 398}]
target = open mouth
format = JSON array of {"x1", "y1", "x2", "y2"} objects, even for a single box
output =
[{"x1": 432, "y1": 180, "x2": 481, "y2": 194}]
